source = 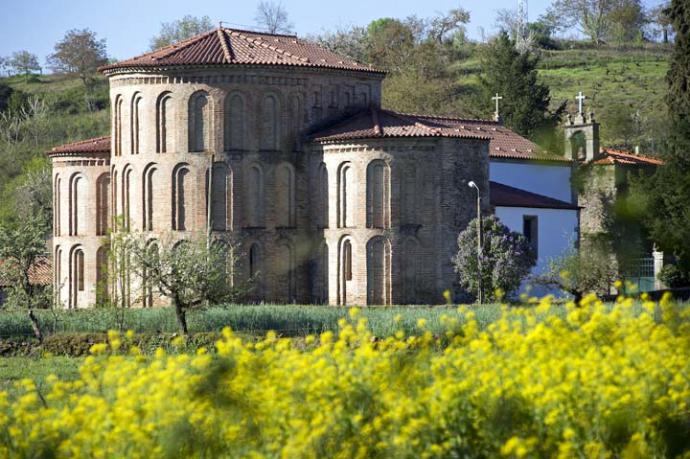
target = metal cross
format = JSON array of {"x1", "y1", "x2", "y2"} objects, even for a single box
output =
[
  {"x1": 492, "y1": 93, "x2": 503, "y2": 117},
  {"x1": 576, "y1": 91, "x2": 586, "y2": 115}
]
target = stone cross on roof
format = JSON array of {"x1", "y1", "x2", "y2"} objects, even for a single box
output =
[
  {"x1": 492, "y1": 93, "x2": 503, "y2": 117},
  {"x1": 576, "y1": 91, "x2": 586, "y2": 115}
]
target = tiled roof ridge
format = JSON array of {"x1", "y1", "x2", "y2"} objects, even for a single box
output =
[
  {"x1": 217, "y1": 29, "x2": 234, "y2": 62},
  {"x1": 47, "y1": 135, "x2": 111, "y2": 155},
  {"x1": 382, "y1": 109, "x2": 499, "y2": 125},
  {"x1": 52, "y1": 135, "x2": 110, "y2": 149},
  {"x1": 230, "y1": 29, "x2": 310, "y2": 64},
  {"x1": 152, "y1": 29, "x2": 218, "y2": 61}
]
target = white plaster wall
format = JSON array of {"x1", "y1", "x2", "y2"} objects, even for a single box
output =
[
  {"x1": 495, "y1": 206, "x2": 579, "y2": 297},
  {"x1": 490, "y1": 160, "x2": 573, "y2": 202}
]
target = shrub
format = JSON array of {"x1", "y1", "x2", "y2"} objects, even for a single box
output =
[
  {"x1": 454, "y1": 215, "x2": 536, "y2": 302},
  {"x1": 658, "y1": 264, "x2": 689, "y2": 289},
  {"x1": 0, "y1": 295, "x2": 689, "y2": 457}
]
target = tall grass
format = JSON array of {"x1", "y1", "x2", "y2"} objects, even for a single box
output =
[{"x1": 0, "y1": 304, "x2": 507, "y2": 339}]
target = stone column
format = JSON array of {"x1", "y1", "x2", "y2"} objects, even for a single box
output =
[{"x1": 653, "y1": 247, "x2": 664, "y2": 290}]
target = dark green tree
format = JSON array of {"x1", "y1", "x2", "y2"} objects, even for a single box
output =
[
  {"x1": 634, "y1": 0, "x2": 690, "y2": 278},
  {"x1": 478, "y1": 32, "x2": 562, "y2": 141}
]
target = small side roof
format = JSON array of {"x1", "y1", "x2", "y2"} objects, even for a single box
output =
[
  {"x1": 593, "y1": 148, "x2": 664, "y2": 166},
  {"x1": 0, "y1": 257, "x2": 51, "y2": 287},
  {"x1": 46, "y1": 136, "x2": 110, "y2": 157},
  {"x1": 490, "y1": 181, "x2": 580, "y2": 210},
  {"x1": 309, "y1": 108, "x2": 569, "y2": 162}
]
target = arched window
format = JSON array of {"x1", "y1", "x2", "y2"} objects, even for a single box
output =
[
  {"x1": 249, "y1": 242, "x2": 263, "y2": 299},
  {"x1": 246, "y1": 165, "x2": 264, "y2": 227},
  {"x1": 401, "y1": 238, "x2": 419, "y2": 304},
  {"x1": 156, "y1": 92, "x2": 172, "y2": 153},
  {"x1": 122, "y1": 166, "x2": 132, "y2": 231},
  {"x1": 338, "y1": 237, "x2": 353, "y2": 305},
  {"x1": 337, "y1": 162, "x2": 353, "y2": 228},
  {"x1": 206, "y1": 162, "x2": 232, "y2": 231},
  {"x1": 96, "y1": 173, "x2": 110, "y2": 236},
  {"x1": 142, "y1": 164, "x2": 158, "y2": 231},
  {"x1": 96, "y1": 246, "x2": 109, "y2": 305},
  {"x1": 278, "y1": 243, "x2": 296, "y2": 302},
  {"x1": 131, "y1": 93, "x2": 143, "y2": 155},
  {"x1": 143, "y1": 241, "x2": 158, "y2": 307},
  {"x1": 570, "y1": 131, "x2": 587, "y2": 160},
  {"x1": 315, "y1": 241, "x2": 329, "y2": 304},
  {"x1": 224, "y1": 93, "x2": 245, "y2": 150},
  {"x1": 401, "y1": 164, "x2": 419, "y2": 225},
  {"x1": 366, "y1": 160, "x2": 390, "y2": 229},
  {"x1": 367, "y1": 236, "x2": 391, "y2": 305},
  {"x1": 54, "y1": 175, "x2": 61, "y2": 237},
  {"x1": 172, "y1": 164, "x2": 191, "y2": 231},
  {"x1": 318, "y1": 163, "x2": 328, "y2": 228},
  {"x1": 288, "y1": 93, "x2": 303, "y2": 150},
  {"x1": 54, "y1": 246, "x2": 62, "y2": 307},
  {"x1": 276, "y1": 163, "x2": 295, "y2": 227},
  {"x1": 189, "y1": 91, "x2": 210, "y2": 152},
  {"x1": 69, "y1": 246, "x2": 85, "y2": 309},
  {"x1": 111, "y1": 169, "x2": 118, "y2": 230},
  {"x1": 260, "y1": 94, "x2": 278, "y2": 150},
  {"x1": 114, "y1": 95, "x2": 123, "y2": 157},
  {"x1": 69, "y1": 174, "x2": 85, "y2": 236}
]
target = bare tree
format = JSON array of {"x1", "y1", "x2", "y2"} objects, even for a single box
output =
[
  {"x1": 548, "y1": 0, "x2": 617, "y2": 45},
  {"x1": 0, "y1": 213, "x2": 50, "y2": 341},
  {"x1": 428, "y1": 8, "x2": 470, "y2": 44},
  {"x1": 115, "y1": 232, "x2": 244, "y2": 336},
  {"x1": 149, "y1": 15, "x2": 214, "y2": 50},
  {"x1": 255, "y1": 1, "x2": 294, "y2": 35},
  {"x1": 48, "y1": 29, "x2": 108, "y2": 88},
  {"x1": 7, "y1": 51, "x2": 41, "y2": 81}
]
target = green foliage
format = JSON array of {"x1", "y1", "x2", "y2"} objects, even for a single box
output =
[
  {"x1": 634, "y1": 0, "x2": 690, "y2": 277},
  {"x1": 534, "y1": 243, "x2": 617, "y2": 301},
  {"x1": 6, "y1": 51, "x2": 41, "y2": 81},
  {"x1": 454, "y1": 215, "x2": 536, "y2": 302},
  {"x1": 149, "y1": 15, "x2": 214, "y2": 50},
  {"x1": 478, "y1": 32, "x2": 562, "y2": 141},
  {"x1": 658, "y1": 264, "x2": 689, "y2": 288}
]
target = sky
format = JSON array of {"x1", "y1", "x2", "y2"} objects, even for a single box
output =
[{"x1": 0, "y1": 0, "x2": 666, "y2": 64}]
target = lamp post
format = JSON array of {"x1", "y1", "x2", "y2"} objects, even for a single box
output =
[{"x1": 468, "y1": 181, "x2": 483, "y2": 304}]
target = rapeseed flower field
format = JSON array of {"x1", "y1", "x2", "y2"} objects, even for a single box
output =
[{"x1": 1, "y1": 293, "x2": 689, "y2": 458}]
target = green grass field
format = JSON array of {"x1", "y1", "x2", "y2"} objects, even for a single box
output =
[{"x1": 0, "y1": 356, "x2": 82, "y2": 395}]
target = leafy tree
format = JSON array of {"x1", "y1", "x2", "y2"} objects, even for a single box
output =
[
  {"x1": 649, "y1": 2, "x2": 673, "y2": 43},
  {"x1": 533, "y1": 244, "x2": 617, "y2": 303},
  {"x1": 548, "y1": 0, "x2": 615, "y2": 45},
  {"x1": 7, "y1": 51, "x2": 41, "y2": 81},
  {"x1": 607, "y1": 0, "x2": 647, "y2": 46},
  {"x1": 453, "y1": 215, "x2": 536, "y2": 302},
  {"x1": 255, "y1": 1, "x2": 293, "y2": 35},
  {"x1": 428, "y1": 8, "x2": 470, "y2": 44},
  {"x1": 48, "y1": 29, "x2": 107, "y2": 88},
  {"x1": 0, "y1": 213, "x2": 50, "y2": 340},
  {"x1": 311, "y1": 26, "x2": 368, "y2": 63},
  {"x1": 116, "y1": 233, "x2": 243, "y2": 336},
  {"x1": 634, "y1": 0, "x2": 690, "y2": 276},
  {"x1": 149, "y1": 15, "x2": 214, "y2": 50},
  {"x1": 478, "y1": 32, "x2": 563, "y2": 141},
  {"x1": 364, "y1": 18, "x2": 416, "y2": 71}
]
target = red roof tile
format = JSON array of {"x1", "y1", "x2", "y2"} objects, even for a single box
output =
[
  {"x1": 0, "y1": 257, "x2": 51, "y2": 287},
  {"x1": 592, "y1": 148, "x2": 664, "y2": 166},
  {"x1": 47, "y1": 136, "x2": 111, "y2": 157},
  {"x1": 310, "y1": 108, "x2": 568, "y2": 161},
  {"x1": 100, "y1": 27, "x2": 383, "y2": 75},
  {"x1": 490, "y1": 181, "x2": 580, "y2": 210}
]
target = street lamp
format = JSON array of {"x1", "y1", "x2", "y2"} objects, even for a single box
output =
[{"x1": 468, "y1": 181, "x2": 483, "y2": 304}]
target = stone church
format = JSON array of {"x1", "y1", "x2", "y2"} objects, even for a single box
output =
[{"x1": 47, "y1": 27, "x2": 662, "y2": 308}]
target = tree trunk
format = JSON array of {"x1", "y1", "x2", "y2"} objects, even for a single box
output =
[
  {"x1": 28, "y1": 308, "x2": 43, "y2": 342},
  {"x1": 173, "y1": 296, "x2": 189, "y2": 337}
]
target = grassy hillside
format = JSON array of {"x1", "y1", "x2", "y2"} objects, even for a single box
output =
[
  {"x1": 0, "y1": 74, "x2": 109, "y2": 223},
  {"x1": 453, "y1": 45, "x2": 671, "y2": 151}
]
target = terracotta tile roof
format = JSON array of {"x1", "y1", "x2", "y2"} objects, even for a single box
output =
[
  {"x1": 47, "y1": 136, "x2": 111, "y2": 157},
  {"x1": 490, "y1": 181, "x2": 580, "y2": 210},
  {"x1": 309, "y1": 108, "x2": 569, "y2": 161},
  {"x1": 100, "y1": 27, "x2": 383, "y2": 75},
  {"x1": 0, "y1": 257, "x2": 51, "y2": 287},
  {"x1": 592, "y1": 148, "x2": 664, "y2": 166}
]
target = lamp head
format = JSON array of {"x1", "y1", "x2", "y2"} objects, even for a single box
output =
[{"x1": 468, "y1": 180, "x2": 478, "y2": 189}]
